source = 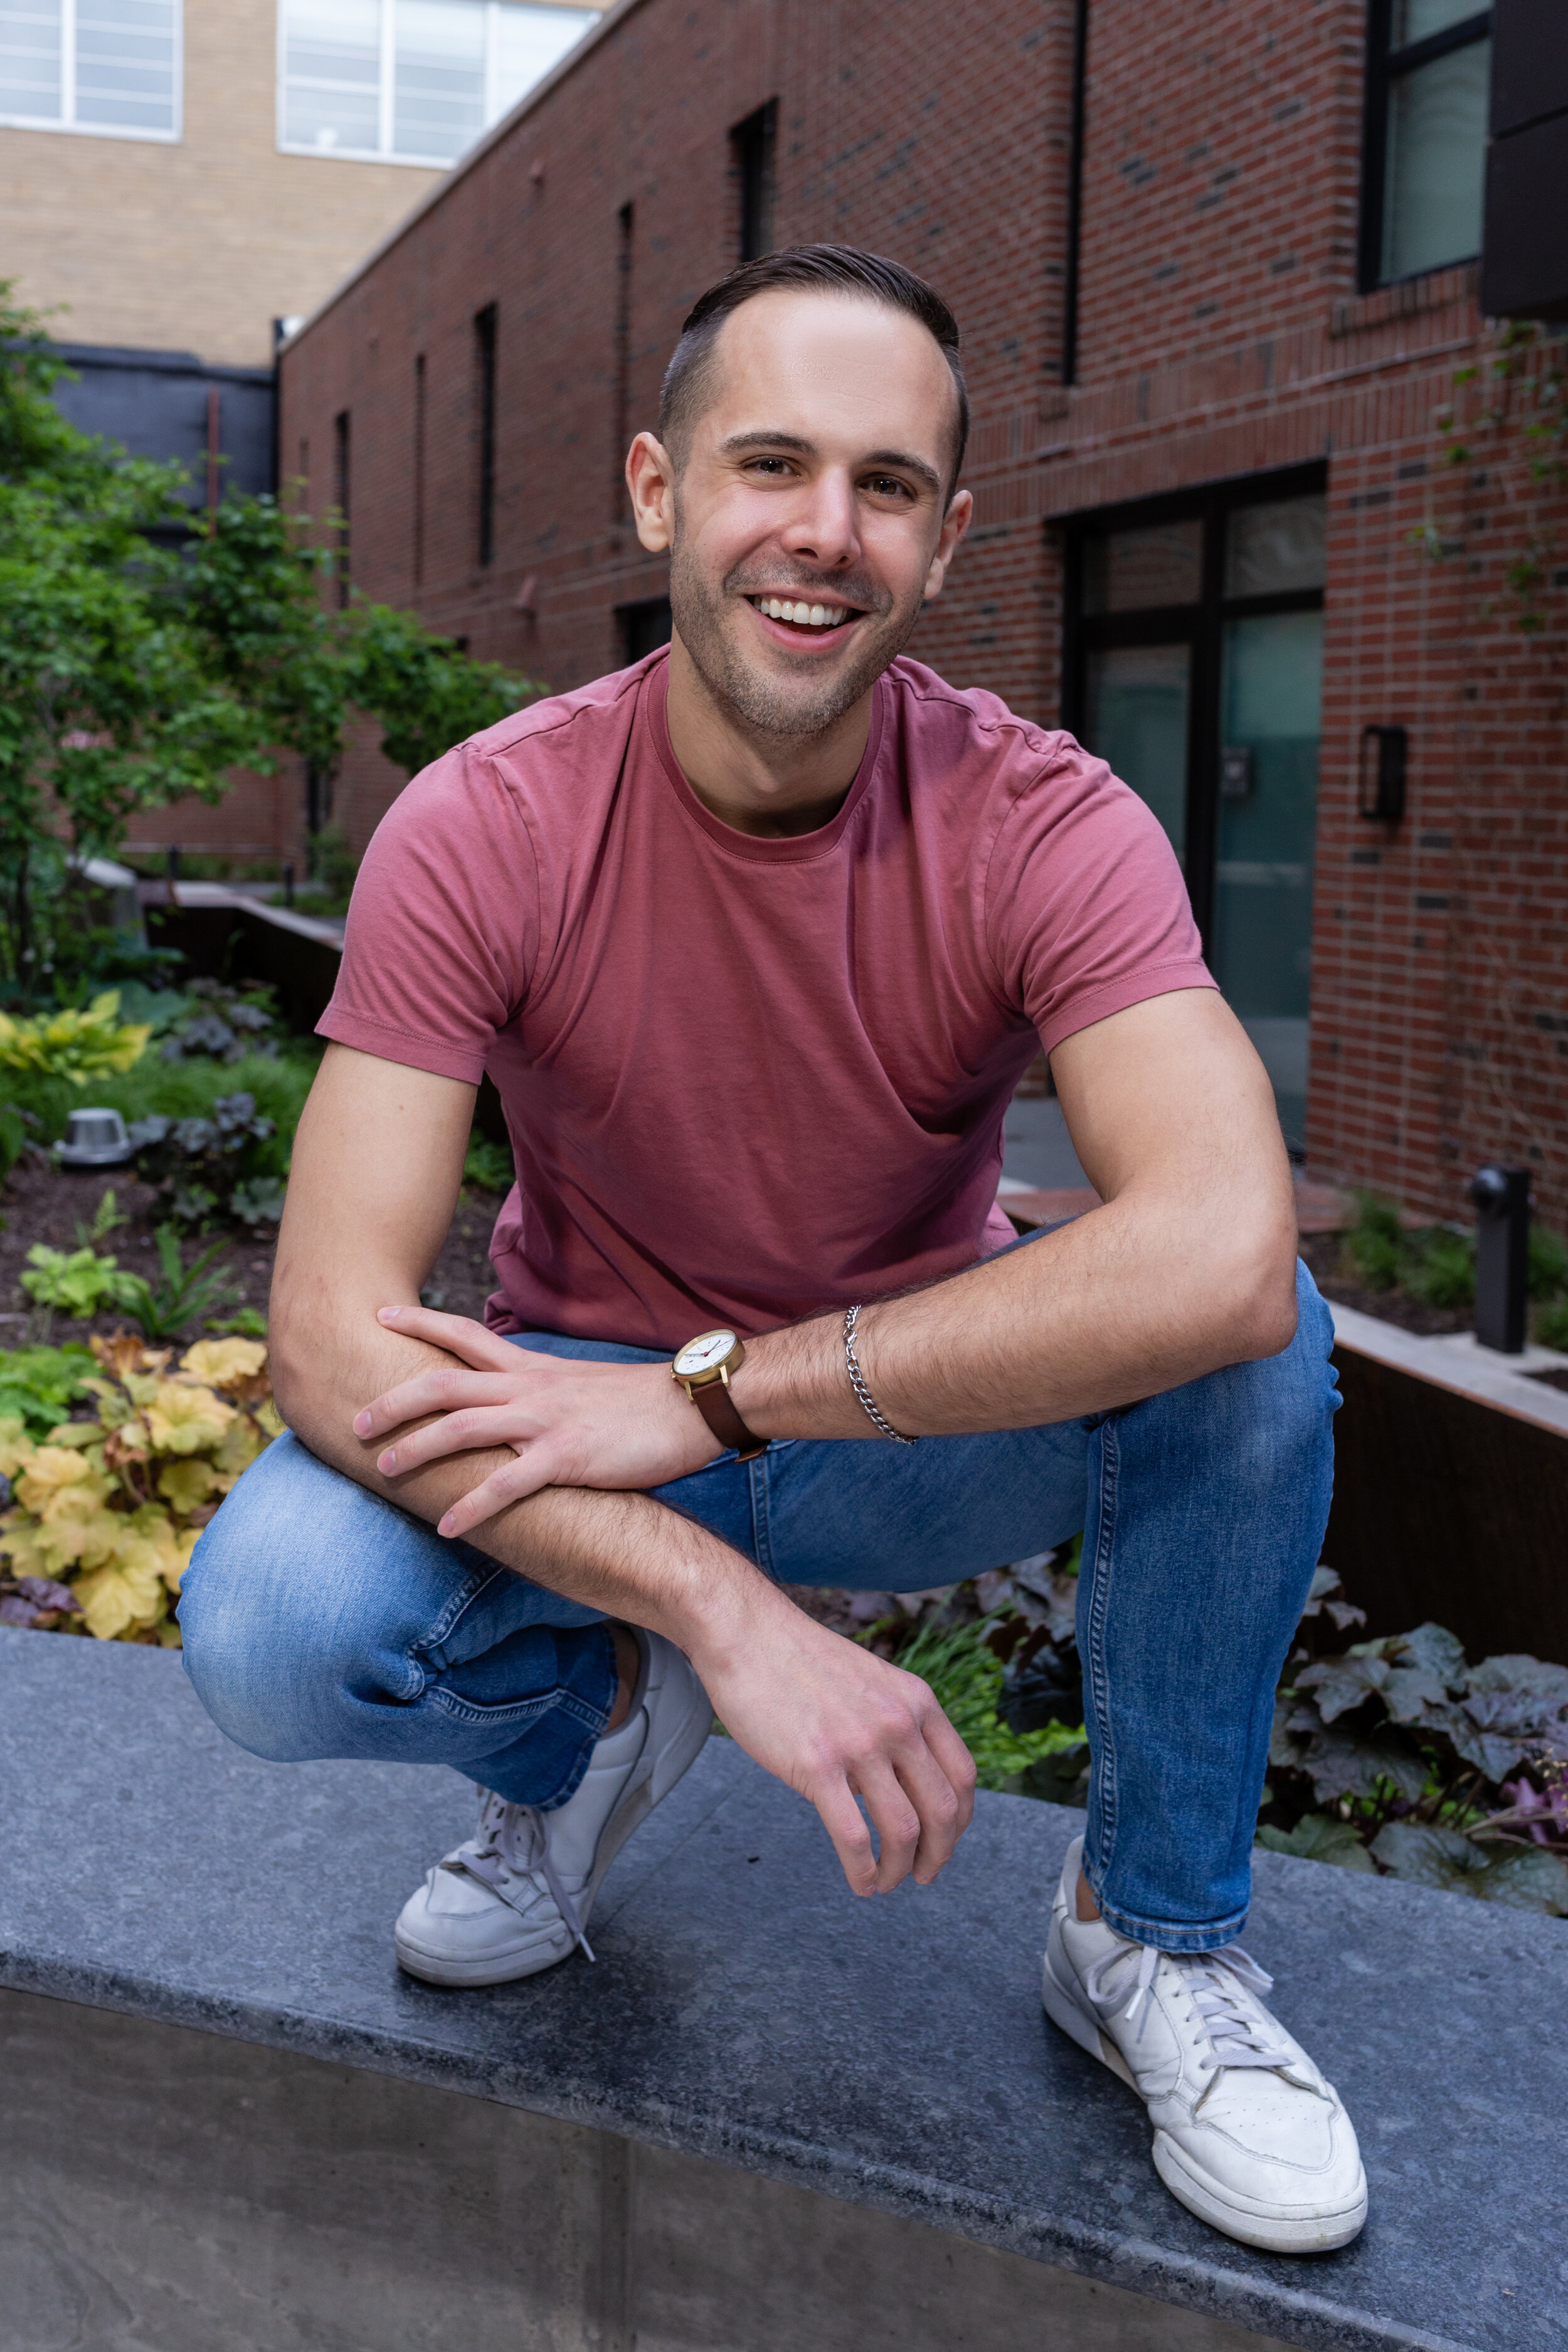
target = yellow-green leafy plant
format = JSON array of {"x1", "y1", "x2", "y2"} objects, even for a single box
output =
[
  {"x1": 0, "y1": 991, "x2": 151, "y2": 1084},
  {"x1": 0, "y1": 1332, "x2": 279, "y2": 1643}
]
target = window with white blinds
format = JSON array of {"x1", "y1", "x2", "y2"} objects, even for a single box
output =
[
  {"x1": 278, "y1": 0, "x2": 595, "y2": 166},
  {"x1": 0, "y1": 0, "x2": 179, "y2": 138}
]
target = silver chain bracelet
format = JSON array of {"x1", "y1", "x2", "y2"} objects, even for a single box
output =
[{"x1": 843, "y1": 1303, "x2": 917, "y2": 1443}]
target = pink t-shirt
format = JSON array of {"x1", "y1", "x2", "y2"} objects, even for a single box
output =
[{"x1": 320, "y1": 650, "x2": 1212, "y2": 1350}]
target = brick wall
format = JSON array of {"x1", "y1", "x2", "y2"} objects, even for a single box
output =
[{"x1": 257, "y1": 0, "x2": 1567, "y2": 1223}]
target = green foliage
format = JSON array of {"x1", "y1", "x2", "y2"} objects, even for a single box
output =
[
  {"x1": 464, "y1": 1133, "x2": 514, "y2": 1193},
  {"x1": 128, "y1": 1089, "x2": 279, "y2": 1229},
  {"x1": 19, "y1": 1243, "x2": 140, "y2": 1322},
  {"x1": 0, "y1": 1100, "x2": 28, "y2": 1179},
  {"x1": 886, "y1": 1615, "x2": 1086, "y2": 1793},
  {"x1": 1528, "y1": 1224, "x2": 1568, "y2": 1303},
  {"x1": 111, "y1": 1225, "x2": 237, "y2": 1342},
  {"x1": 0, "y1": 1044, "x2": 314, "y2": 1159},
  {"x1": 1412, "y1": 320, "x2": 1567, "y2": 635},
  {"x1": 1537, "y1": 1298, "x2": 1568, "y2": 1353},
  {"x1": 75, "y1": 1187, "x2": 129, "y2": 1248},
  {"x1": 1406, "y1": 1227, "x2": 1475, "y2": 1311},
  {"x1": 1344, "y1": 1192, "x2": 1406, "y2": 1291},
  {"x1": 1263, "y1": 1587, "x2": 1568, "y2": 1913},
  {"x1": 0, "y1": 1342, "x2": 94, "y2": 1438},
  {"x1": 0, "y1": 285, "x2": 543, "y2": 1006},
  {"x1": 206, "y1": 1306, "x2": 267, "y2": 1338},
  {"x1": 0, "y1": 990, "x2": 150, "y2": 1083}
]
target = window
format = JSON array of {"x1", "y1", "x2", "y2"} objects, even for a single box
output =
[
  {"x1": 332, "y1": 408, "x2": 351, "y2": 608},
  {"x1": 0, "y1": 0, "x2": 179, "y2": 140},
  {"x1": 474, "y1": 303, "x2": 497, "y2": 568},
  {"x1": 1064, "y1": 471, "x2": 1327, "y2": 1151},
  {"x1": 278, "y1": 0, "x2": 596, "y2": 167},
  {"x1": 731, "y1": 98, "x2": 776, "y2": 263},
  {"x1": 1361, "y1": 2, "x2": 1491, "y2": 288}
]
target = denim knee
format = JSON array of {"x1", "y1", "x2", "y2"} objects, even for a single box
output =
[{"x1": 178, "y1": 1429, "x2": 452, "y2": 1763}]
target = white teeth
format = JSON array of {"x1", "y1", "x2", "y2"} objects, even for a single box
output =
[{"x1": 755, "y1": 596, "x2": 849, "y2": 628}]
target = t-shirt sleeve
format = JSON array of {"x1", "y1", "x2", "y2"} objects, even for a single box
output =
[
  {"x1": 984, "y1": 735, "x2": 1215, "y2": 1058},
  {"x1": 317, "y1": 743, "x2": 539, "y2": 1084}
]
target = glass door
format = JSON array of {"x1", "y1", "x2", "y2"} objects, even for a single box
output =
[{"x1": 1065, "y1": 470, "x2": 1326, "y2": 1152}]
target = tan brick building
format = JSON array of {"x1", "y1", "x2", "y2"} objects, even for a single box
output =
[
  {"x1": 1, "y1": 0, "x2": 601, "y2": 476},
  {"x1": 146, "y1": 0, "x2": 1568, "y2": 1222}
]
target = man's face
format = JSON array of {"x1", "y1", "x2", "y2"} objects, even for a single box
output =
[{"x1": 634, "y1": 291, "x2": 971, "y2": 742}]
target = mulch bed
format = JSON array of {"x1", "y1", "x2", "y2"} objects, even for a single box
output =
[{"x1": 0, "y1": 1156, "x2": 511, "y2": 1345}]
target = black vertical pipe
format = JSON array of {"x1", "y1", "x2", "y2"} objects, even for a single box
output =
[{"x1": 1061, "y1": 0, "x2": 1089, "y2": 386}]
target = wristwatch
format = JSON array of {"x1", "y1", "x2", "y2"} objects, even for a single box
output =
[{"x1": 671, "y1": 1328, "x2": 770, "y2": 1462}]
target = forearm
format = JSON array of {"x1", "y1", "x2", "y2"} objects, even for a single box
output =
[
  {"x1": 734, "y1": 1179, "x2": 1297, "y2": 1443},
  {"x1": 272, "y1": 1259, "x2": 784, "y2": 1661}
]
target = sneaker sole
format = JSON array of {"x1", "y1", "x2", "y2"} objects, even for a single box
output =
[
  {"x1": 395, "y1": 1663, "x2": 712, "y2": 1989},
  {"x1": 1042, "y1": 1938, "x2": 1368, "y2": 2256}
]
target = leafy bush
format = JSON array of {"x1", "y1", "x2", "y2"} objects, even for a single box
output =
[
  {"x1": 136, "y1": 978, "x2": 282, "y2": 1067},
  {"x1": 464, "y1": 1133, "x2": 514, "y2": 1194},
  {"x1": 1538, "y1": 1298, "x2": 1568, "y2": 1352},
  {"x1": 111, "y1": 1226, "x2": 238, "y2": 1340},
  {"x1": 0, "y1": 990, "x2": 151, "y2": 1084},
  {"x1": 0, "y1": 1042, "x2": 315, "y2": 1159},
  {"x1": 1260, "y1": 1571, "x2": 1568, "y2": 1914},
  {"x1": 0, "y1": 1331, "x2": 279, "y2": 1642},
  {"x1": 0, "y1": 1343, "x2": 93, "y2": 1438},
  {"x1": 20, "y1": 1242, "x2": 142, "y2": 1327},
  {"x1": 1342, "y1": 1189, "x2": 1568, "y2": 1335},
  {"x1": 887, "y1": 1613, "x2": 1086, "y2": 1791},
  {"x1": 129, "y1": 1089, "x2": 280, "y2": 1229}
]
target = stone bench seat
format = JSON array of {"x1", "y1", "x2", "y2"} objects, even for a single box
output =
[{"x1": 0, "y1": 1631, "x2": 1560, "y2": 2352}]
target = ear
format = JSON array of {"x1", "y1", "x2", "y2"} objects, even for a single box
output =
[
  {"x1": 921, "y1": 487, "x2": 973, "y2": 603},
  {"x1": 627, "y1": 432, "x2": 677, "y2": 554}
]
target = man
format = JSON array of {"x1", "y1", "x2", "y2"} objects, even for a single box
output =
[{"x1": 181, "y1": 245, "x2": 1363, "y2": 2257}]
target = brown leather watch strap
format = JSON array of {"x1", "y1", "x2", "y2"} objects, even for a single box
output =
[{"x1": 692, "y1": 1377, "x2": 769, "y2": 1462}]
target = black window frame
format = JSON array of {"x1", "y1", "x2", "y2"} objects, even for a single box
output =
[
  {"x1": 1059, "y1": 462, "x2": 1327, "y2": 950},
  {"x1": 617, "y1": 596, "x2": 672, "y2": 665},
  {"x1": 1359, "y1": 1, "x2": 1492, "y2": 293}
]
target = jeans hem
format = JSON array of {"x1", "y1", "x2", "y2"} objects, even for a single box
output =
[{"x1": 1089, "y1": 1885, "x2": 1252, "y2": 1954}]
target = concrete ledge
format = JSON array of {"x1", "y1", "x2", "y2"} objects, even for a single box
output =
[{"x1": 1, "y1": 1633, "x2": 1562, "y2": 2352}]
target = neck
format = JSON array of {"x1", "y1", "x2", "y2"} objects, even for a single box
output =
[{"x1": 663, "y1": 632, "x2": 872, "y2": 839}]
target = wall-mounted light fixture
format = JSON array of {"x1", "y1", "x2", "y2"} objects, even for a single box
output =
[
  {"x1": 1358, "y1": 724, "x2": 1407, "y2": 823},
  {"x1": 1219, "y1": 745, "x2": 1254, "y2": 798}
]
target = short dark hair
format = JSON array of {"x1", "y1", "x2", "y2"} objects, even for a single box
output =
[{"x1": 658, "y1": 243, "x2": 969, "y2": 498}]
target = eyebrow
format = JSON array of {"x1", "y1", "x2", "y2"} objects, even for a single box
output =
[{"x1": 717, "y1": 430, "x2": 943, "y2": 498}]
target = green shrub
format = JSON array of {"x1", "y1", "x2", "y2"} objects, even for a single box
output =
[
  {"x1": 1529, "y1": 1225, "x2": 1568, "y2": 1303},
  {"x1": 0, "y1": 992, "x2": 151, "y2": 1085},
  {"x1": 0, "y1": 1343, "x2": 95, "y2": 1438},
  {"x1": 0, "y1": 1046, "x2": 315, "y2": 1157},
  {"x1": 882, "y1": 1616, "x2": 1085, "y2": 1793},
  {"x1": 1537, "y1": 1298, "x2": 1568, "y2": 1352},
  {"x1": 1407, "y1": 1228, "x2": 1475, "y2": 1310},
  {"x1": 1345, "y1": 1192, "x2": 1406, "y2": 1290},
  {"x1": 464, "y1": 1134, "x2": 514, "y2": 1194}
]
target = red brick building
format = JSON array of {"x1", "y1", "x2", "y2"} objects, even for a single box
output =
[{"x1": 193, "y1": 0, "x2": 1567, "y2": 1221}]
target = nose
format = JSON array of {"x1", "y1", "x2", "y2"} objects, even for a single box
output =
[{"x1": 778, "y1": 467, "x2": 860, "y2": 573}]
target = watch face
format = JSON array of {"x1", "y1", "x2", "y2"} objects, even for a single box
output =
[{"x1": 674, "y1": 1329, "x2": 738, "y2": 1377}]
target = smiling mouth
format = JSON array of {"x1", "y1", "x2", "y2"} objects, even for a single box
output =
[{"x1": 747, "y1": 594, "x2": 861, "y2": 634}]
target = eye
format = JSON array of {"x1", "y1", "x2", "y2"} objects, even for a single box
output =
[
  {"x1": 746, "y1": 455, "x2": 797, "y2": 478},
  {"x1": 863, "y1": 474, "x2": 914, "y2": 501}
]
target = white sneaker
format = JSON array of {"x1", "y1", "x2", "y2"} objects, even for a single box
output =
[
  {"x1": 395, "y1": 1629, "x2": 711, "y2": 1987},
  {"x1": 1042, "y1": 1837, "x2": 1367, "y2": 2253}
]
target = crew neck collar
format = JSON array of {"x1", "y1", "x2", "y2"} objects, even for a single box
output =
[{"x1": 646, "y1": 650, "x2": 887, "y2": 862}]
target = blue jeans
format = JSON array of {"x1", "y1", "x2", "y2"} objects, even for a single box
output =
[{"x1": 179, "y1": 1255, "x2": 1338, "y2": 1952}]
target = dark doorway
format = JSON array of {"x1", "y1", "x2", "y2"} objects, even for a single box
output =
[{"x1": 1061, "y1": 465, "x2": 1327, "y2": 1150}]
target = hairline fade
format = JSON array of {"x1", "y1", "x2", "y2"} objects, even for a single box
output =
[{"x1": 657, "y1": 244, "x2": 970, "y2": 502}]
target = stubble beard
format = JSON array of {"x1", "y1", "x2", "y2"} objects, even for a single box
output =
[{"x1": 667, "y1": 517, "x2": 924, "y2": 746}]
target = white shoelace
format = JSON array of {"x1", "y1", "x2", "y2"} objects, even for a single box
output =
[
  {"x1": 1083, "y1": 1939, "x2": 1293, "y2": 2071},
  {"x1": 443, "y1": 1790, "x2": 596, "y2": 1963}
]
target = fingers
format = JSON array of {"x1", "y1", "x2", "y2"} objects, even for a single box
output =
[
  {"x1": 354, "y1": 1369, "x2": 519, "y2": 1441},
  {"x1": 436, "y1": 1449, "x2": 563, "y2": 1537},
  {"x1": 373, "y1": 1402, "x2": 538, "y2": 1476},
  {"x1": 374, "y1": 1303, "x2": 520, "y2": 1369},
  {"x1": 847, "y1": 1759, "x2": 924, "y2": 1894}
]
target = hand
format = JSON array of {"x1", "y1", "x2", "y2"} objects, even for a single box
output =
[
  {"x1": 692, "y1": 1588, "x2": 978, "y2": 1895},
  {"x1": 351, "y1": 1305, "x2": 719, "y2": 1535}
]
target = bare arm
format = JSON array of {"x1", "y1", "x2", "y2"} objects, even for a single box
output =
[{"x1": 270, "y1": 1044, "x2": 978, "y2": 1899}]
